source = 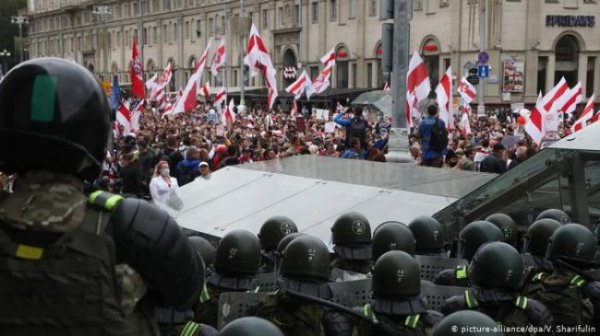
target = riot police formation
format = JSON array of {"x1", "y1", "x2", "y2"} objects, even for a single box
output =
[
  {"x1": 433, "y1": 220, "x2": 504, "y2": 287},
  {"x1": 522, "y1": 218, "x2": 562, "y2": 273},
  {"x1": 354, "y1": 251, "x2": 442, "y2": 335},
  {"x1": 485, "y1": 213, "x2": 519, "y2": 248},
  {"x1": 258, "y1": 216, "x2": 299, "y2": 273},
  {"x1": 330, "y1": 211, "x2": 373, "y2": 282},
  {"x1": 371, "y1": 221, "x2": 416, "y2": 261},
  {"x1": 408, "y1": 216, "x2": 447, "y2": 258},
  {"x1": 0, "y1": 59, "x2": 204, "y2": 336},
  {"x1": 440, "y1": 242, "x2": 553, "y2": 335}
]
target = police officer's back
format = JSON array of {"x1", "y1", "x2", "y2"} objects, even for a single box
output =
[
  {"x1": 354, "y1": 251, "x2": 442, "y2": 336},
  {"x1": 249, "y1": 235, "x2": 352, "y2": 336},
  {"x1": 408, "y1": 216, "x2": 447, "y2": 257},
  {"x1": 258, "y1": 216, "x2": 298, "y2": 273},
  {"x1": 330, "y1": 211, "x2": 373, "y2": 282},
  {"x1": 521, "y1": 218, "x2": 561, "y2": 273},
  {"x1": 0, "y1": 59, "x2": 204, "y2": 336},
  {"x1": 193, "y1": 230, "x2": 261, "y2": 328},
  {"x1": 433, "y1": 221, "x2": 503, "y2": 287},
  {"x1": 440, "y1": 242, "x2": 553, "y2": 335}
]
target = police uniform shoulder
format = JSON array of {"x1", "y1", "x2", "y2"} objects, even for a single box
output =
[
  {"x1": 423, "y1": 310, "x2": 444, "y2": 327},
  {"x1": 439, "y1": 294, "x2": 467, "y2": 316},
  {"x1": 522, "y1": 297, "x2": 554, "y2": 327},
  {"x1": 432, "y1": 268, "x2": 457, "y2": 285}
]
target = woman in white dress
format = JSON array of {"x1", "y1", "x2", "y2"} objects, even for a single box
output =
[{"x1": 149, "y1": 160, "x2": 179, "y2": 203}]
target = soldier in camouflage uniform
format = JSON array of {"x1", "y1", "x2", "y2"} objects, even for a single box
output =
[
  {"x1": 330, "y1": 211, "x2": 373, "y2": 282},
  {"x1": 0, "y1": 59, "x2": 204, "y2": 336}
]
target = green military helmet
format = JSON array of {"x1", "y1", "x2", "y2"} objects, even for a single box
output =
[
  {"x1": 372, "y1": 221, "x2": 416, "y2": 261},
  {"x1": 188, "y1": 236, "x2": 216, "y2": 266},
  {"x1": 214, "y1": 230, "x2": 261, "y2": 276},
  {"x1": 524, "y1": 218, "x2": 561, "y2": 257},
  {"x1": 458, "y1": 221, "x2": 504, "y2": 261},
  {"x1": 0, "y1": 58, "x2": 112, "y2": 181},
  {"x1": 331, "y1": 211, "x2": 372, "y2": 245},
  {"x1": 468, "y1": 242, "x2": 524, "y2": 290},
  {"x1": 547, "y1": 223, "x2": 597, "y2": 262},
  {"x1": 258, "y1": 216, "x2": 299, "y2": 251},
  {"x1": 276, "y1": 232, "x2": 306, "y2": 255},
  {"x1": 408, "y1": 216, "x2": 445, "y2": 253},
  {"x1": 433, "y1": 311, "x2": 503, "y2": 336},
  {"x1": 536, "y1": 208, "x2": 570, "y2": 224},
  {"x1": 485, "y1": 213, "x2": 518, "y2": 247},
  {"x1": 372, "y1": 251, "x2": 421, "y2": 297},
  {"x1": 219, "y1": 317, "x2": 284, "y2": 336},
  {"x1": 280, "y1": 235, "x2": 331, "y2": 280}
]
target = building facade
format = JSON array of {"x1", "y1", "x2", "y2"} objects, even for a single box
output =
[{"x1": 27, "y1": 0, "x2": 600, "y2": 105}]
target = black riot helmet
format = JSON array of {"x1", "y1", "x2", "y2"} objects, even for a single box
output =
[
  {"x1": 280, "y1": 235, "x2": 330, "y2": 281},
  {"x1": 547, "y1": 223, "x2": 597, "y2": 262},
  {"x1": 372, "y1": 251, "x2": 421, "y2": 297},
  {"x1": 331, "y1": 211, "x2": 372, "y2": 245},
  {"x1": 0, "y1": 58, "x2": 111, "y2": 181},
  {"x1": 468, "y1": 242, "x2": 524, "y2": 291},
  {"x1": 276, "y1": 232, "x2": 306, "y2": 255},
  {"x1": 219, "y1": 317, "x2": 284, "y2": 336},
  {"x1": 215, "y1": 230, "x2": 261, "y2": 276},
  {"x1": 433, "y1": 311, "x2": 502, "y2": 336},
  {"x1": 458, "y1": 221, "x2": 504, "y2": 261},
  {"x1": 536, "y1": 209, "x2": 570, "y2": 224},
  {"x1": 188, "y1": 236, "x2": 216, "y2": 267},
  {"x1": 408, "y1": 216, "x2": 445, "y2": 253},
  {"x1": 372, "y1": 221, "x2": 416, "y2": 261},
  {"x1": 258, "y1": 216, "x2": 299, "y2": 251},
  {"x1": 524, "y1": 218, "x2": 561, "y2": 257},
  {"x1": 485, "y1": 213, "x2": 518, "y2": 248}
]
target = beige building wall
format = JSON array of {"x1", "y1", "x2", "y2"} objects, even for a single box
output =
[{"x1": 27, "y1": 0, "x2": 600, "y2": 105}]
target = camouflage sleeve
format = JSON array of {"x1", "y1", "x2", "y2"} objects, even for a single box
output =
[
  {"x1": 322, "y1": 308, "x2": 354, "y2": 336},
  {"x1": 432, "y1": 269, "x2": 455, "y2": 286},
  {"x1": 524, "y1": 297, "x2": 554, "y2": 334},
  {"x1": 439, "y1": 295, "x2": 466, "y2": 316}
]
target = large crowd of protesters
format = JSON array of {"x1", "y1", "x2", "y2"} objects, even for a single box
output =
[{"x1": 96, "y1": 96, "x2": 584, "y2": 201}]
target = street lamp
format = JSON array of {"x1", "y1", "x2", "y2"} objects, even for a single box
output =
[
  {"x1": 0, "y1": 49, "x2": 11, "y2": 75},
  {"x1": 92, "y1": 6, "x2": 112, "y2": 80},
  {"x1": 11, "y1": 16, "x2": 29, "y2": 63}
]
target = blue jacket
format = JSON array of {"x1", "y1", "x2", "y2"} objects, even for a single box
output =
[
  {"x1": 418, "y1": 117, "x2": 446, "y2": 160},
  {"x1": 176, "y1": 159, "x2": 201, "y2": 179}
]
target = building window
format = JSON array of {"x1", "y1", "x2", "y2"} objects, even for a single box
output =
[
  {"x1": 174, "y1": 22, "x2": 178, "y2": 42},
  {"x1": 330, "y1": 0, "x2": 337, "y2": 21},
  {"x1": 197, "y1": 19, "x2": 202, "y2": 38},
  {"x1": 133, "y1": 2, "x2": 138, "y2": 16},
  {"x1": 221, "y1": 16, "x2": 226, "y2": 35},
  {"x1": 311, "y1": 66, "x2": 319, "y2": 80},
  {"x1": 163, "y1": 0, "x2": 170, "y2": 11},
  {"x1": 185, "y1": 21, "x2": 190, "y2": 39},
  {"x1": 233, "y1": 69, "x2": 238, "y2": 87},
  {"x1": 143, "y1": 28, "x2": 148, "y2": 44},
  {"x1": 587, "y1": 57, "x2": 596, "y2": 96},
  {"x1": 263, "y1": 9, "x2": 269, "y2": 28},
  {"x1": 152, "y1": 0, "x2": 158, "y2": 12},
  {"x1": 117, "y1": 31, "x2": 121, "y2": 47},
  {"x1": 279, "y1": 7, "x2": 284, "y2": 25},
  {"x1": 349, "y1": 0, "x2": 357, "y2": 19},
  {"x1": 537, "y1": 56, "x2": 547, "y2": 95},
  {"x1": 153, "y1": 27, "x2": 157, "y2": 44},
  {"x1": 367, "y1": 63, "x2": 373, "y2": 88},
  {"x1": 208, "y1": 18, "x2": 214, "y2": 35},
  {"x1": 312, "y1": 2, "x2": 319, "y2": 23},
  {"x1": 440, "y1": 0, "x2": 449, "y2": 7},
  {"x1": 125, "y1": 30, "x2": 130, "y2": 46},
  {"x1": 123, "y1": 3, "x2": 129, "y2": 17},
  {"x1": 134, "y1": 29, "x2": 138, "y2": 43},
  {"x1": 414, "y1": 0, "x2": 423, "y2": 10},
  {"x1": 294, "y1": 5, "x2": 300, "y2": 25},
  {"x1": 369, "y1": 0, "x2": 376, "y2": 16},
  {"x1": 163, "y1": 24, "x2": 168, "y2": 42},
  {"x1": 351, "y1": 63, "x2": 357, "y2": 87}
]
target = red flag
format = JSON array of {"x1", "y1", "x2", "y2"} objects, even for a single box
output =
[
  {"x1": 201, "y1": 82, "x2": 211, "y2": 98},
  {"x1": 457, "y1": 77, "x2": 477, "y2": 104},
  {"x1": 214, "y1": 87, "x2": 227, "y2": 106},
  {"x1": 406, "y1": 51, "x2": 431, "y2": 127},
  {"x1": 117, "y1": 100, "x2": 132, "y2": 135},
  {"x1": 557, "y1": 82, "x2": 582, "y2": 115},
  {"x1": 130, "y1": 38, "x2": 144, "y2": 98},
  {"x1": 571, "y1": 94, "x2": 596, "y2": 133},
  {"x1": 211, "y1": 39, "x2": 227, "y2": 76},
  {"x1": 290, "y1": 100, "x2": 298, "y2": 118},
  {"x1": 435, "y1": 66, "x2": 453, "y2": 130},
  {"x1": 525, "y1": 92, "x2": 546, "y2": 145},
  {"x1": 460, "y1": 109, "x2": 471, "y2": 138},
  {"x1": 244, "y1": 24, "x2": 278, "y2": 109},
  {"x1": 174, "y1": 40, "x2": 212, "y2": 114},
  {"x1": 383, "y1": 81, "x2": 390, "y2": 91}
]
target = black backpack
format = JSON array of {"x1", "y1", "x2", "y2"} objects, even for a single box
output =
[
  {"x1": 177, "y1": 163, "x2": 194, "y2": 187},
  {"x1": 429, "y1": 118, "x2": 448, "y2": 152},
  {"x1": 346, "y1": 117, "x2": 367, "y2": 149}
]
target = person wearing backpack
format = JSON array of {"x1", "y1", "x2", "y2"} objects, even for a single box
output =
[
  {"x1": 176, "y1": 146, "x2": 201, "y2": 187},
  {"x1": 527, "y1": 224, "x2": 600, "y2": 334},
  {"x1": 479, "y1": 143, "x2": 507, "y2": 174},
  {"x1": 333, "y1": 107, "x2": 369, "y2": 150},
  {"x1": 417, "y1": 104, "x2": 447, "y2": 167}
]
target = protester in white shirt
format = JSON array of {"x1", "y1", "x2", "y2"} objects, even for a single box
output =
[{"x1": 149, "y1": 160, "x2": 179, "y2": 203}]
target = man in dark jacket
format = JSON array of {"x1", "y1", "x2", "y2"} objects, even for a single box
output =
[
  {"x1": 176, "y1": 146, "x2": 201, "y2": 186},
  {"x1": 480, "y1": 143, "x2": 507, "y2": 174},
  {"x1": 120, "y1": 152, "x2": 144, "y2": 198}
]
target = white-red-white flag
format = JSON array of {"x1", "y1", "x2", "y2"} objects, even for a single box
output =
[
  {"x1": 312, "y1": 66, "x2": 333, "y2": 94},
  {"x1": 458, "y1": 77, "x2": 476, "y2": 104},
  {"x1": 145, "y1": 73, "x2": 158, "y2": 100},
  {"x1": 117, "y1": 100, "x2": 132, "y2": 135},
  {"x1": 525, "y1": 92, "x2": 546, "y2": 145},
  {"x1": 435, "y1": 66, "x2": 453, "y2": 130},
  {"x1": 460, "y1": 110, "x2": 471, "y2": 138},
  {"x1": 543, "y1": 77, "x2": 569, "y2": 113},
  {"x1": 285, "y1": 70, "x2": 314, "y2": 100},
  {"x1": 321, "y1": 48, "x2": 336, "y2": 68},
  {"x1": 571, "y1": 94, "x2": 596, "y2": 133},
  {"x1": 130, "y1": 38, "x2": 145, "y2": 98},
  {"x1": 383, "y1": 81, "x2": 390, "y2": 91},
  {"x1": 214, "y1": 87, "x2": 227, "y2": 107},
  {"x1": 557, "y1": 82, "x2": 582, "y2": 116},
  {"x1": 131, "y1": 99, "x2": 144, "y2": 132},
  {"x1": 211, "y1": 39, "x2": 227, "y2": 77},
  {"x1": 222, "y1": 98, "x2": 236, "y2": 124},
  {"x1": 245, "y1": 24, "x2": 278, "y2": 109},
  {"x1": 201, "y1": 82, "x2": 211, "y2": 98},
  {"x1": 290, "y1": 99, "x2": 298, "y2": 118},
  {"x1": 406, "y1": 51, "x2": 431, "y2": 127},
  {"x1": 156, "y1": 62, "x2": 173, "y2": 107},
  {"x1": 174, "y1": 39, "x2": 212, "y2": 114}
]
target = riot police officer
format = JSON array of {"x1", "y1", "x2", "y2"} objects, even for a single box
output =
[
  {"x1": 441, "y1": 242, "x2": 553, "y2": 334},
  {"x1": 433, "y1": 221, "x2": 503, "y2": 287},
  {"x1": 189, "y1": 235, "x2": 216, "y2": 269},
  {"x1": 372, "y1": 221, "x2": 416, "y2": 262},
  {"x1": 219, "y1": 317, "x2": 284, "y2": 336},
  {"x1": 274, "y1": 232, "x2": 305, "y2": 274},
  {"x1": 408, "y1": 216, "x2": 447, "y2": 257},
  {"x1": 522, "y1": 218, "x2": 561, "y2": 273},
  {"x1": 330, "y1": 211, "x2": 373, "y2": 282},
  {"x1": 528, "y1": 224, "x2": 600, "y2": 332},
  {"x1": 193, "y1": 230, "x2": 261, "y2": 328},
  {"x1": 258, "y1": 216, "x2": 298, "y2": 273},
  {"x1": 354, "y1": 251, "x2": 442, "y2": 335},
  {"x1": 536, "y1": 208, "x2": 570, "y2": 224},
  {"x1": 433, "y1": 311, "x2": 503, "y2": 336},
  {"x1": 0, "y1": 59, "x2": 204, "y2": 336},
  {"x1": 485, "y1": 213, "x2": 519, "y2": 248},
  {"x1": 250, "y1": 235, "x2": 352, "y2": 336}
]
